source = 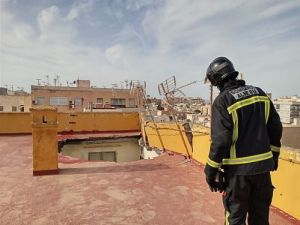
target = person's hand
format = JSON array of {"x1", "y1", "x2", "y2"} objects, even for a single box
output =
[
  {"x1": 206, "y1": 176, "x2": 219, "y2": 192},
  {"x1": 273, "y1": 158, "x2": 278, "y2": 171}
]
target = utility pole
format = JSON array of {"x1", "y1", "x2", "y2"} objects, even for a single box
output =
[
  {"x1": 210, "y1": 84, "x2": 213, "y2": 108},
  {"x1": 54, "y1": 75, "x2": 60, "y2": 86},
  {"x1": 210, "y1": 84, "x2": 213, "y2": 128},
  {"x1": 240, "y1": 73, "x2": 244, "y2": 80},
  {"x1": 46, "y1": 75, "x2": 49, "y2": 86}
]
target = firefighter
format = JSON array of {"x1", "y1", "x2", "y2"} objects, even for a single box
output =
[{"x1": 204, "y1": 57, "x2": 282, "y2": 225}]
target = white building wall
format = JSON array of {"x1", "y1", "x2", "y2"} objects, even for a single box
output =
[{"x1": 0, "y1": 95, "x2": 31, "y2": 112}]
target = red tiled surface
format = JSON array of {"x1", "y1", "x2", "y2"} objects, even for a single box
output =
[{"x1": 0, "y1": 135, "x2": 299, "y2": 225}]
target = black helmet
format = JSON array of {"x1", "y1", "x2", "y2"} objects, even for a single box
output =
[{"x1": 205, "y1": 57, "x2": 239, "y2": 86}]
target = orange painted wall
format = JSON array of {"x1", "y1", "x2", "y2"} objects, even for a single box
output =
[{"x1": 0, "y1": 112, "x2": 140, "y2": 134}]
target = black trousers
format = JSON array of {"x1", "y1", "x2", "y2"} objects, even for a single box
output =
[{"x1": 222, "y1": 173, "x2": 274, "y2": 225}]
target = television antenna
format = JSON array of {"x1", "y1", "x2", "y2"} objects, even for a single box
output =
[
  {"x1": 46, "y1": 75, "x2": 50, "y2": 86},
  {"x1": 129, "y1": 80, "x2": 146, "y2": 93},
  {"x1": 158, "y1": 75, "x2": 198, "y2": 108},
  {"x1": 111, "y1": 83, "x2": 118, "y2": 88},
  {"x1": 36, "y1": 79, "x2": 41, "y2": 86},
  {"x1": 17, "y1": 86, "x2": 24, "y2": 91},
  {"x1": 125, "y1": 80, "x2": 129, "y2": 89},
  {"x1": 129, "y1": 80, "x2": 146, "y2": 107},
  {"x1": 157, "y1": 75, "x2": 200, "y2": 158},
  {"x1": 54, "y1": 75, "x2": 60, "y2": 86},
  {"x1": 129, "y1": 80, "x2": 166, "y2": 150}
]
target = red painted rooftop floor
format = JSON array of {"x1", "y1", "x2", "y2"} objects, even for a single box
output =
[{"x1": 0, "y1": 135, "x2": 299, "y2": 225}]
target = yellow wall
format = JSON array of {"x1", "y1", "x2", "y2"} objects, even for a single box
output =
[
  {"x1": 57, "y1": 112, "x2": 140, "y2": 132},
  {"x1": 145, "y1": 122, "x2": 192, "y2": 156},
  {"x1": 0, "y1": 112, "x2": 140, "y2": 134},
  {"x1": 0, "y1": 113, "x2": 32, "y2": 133},
  {"x1": 192, "y1": 125, "x2": 211, "y2": 164},
  {"x1": 271, "y1": 153, "x2": 300, "y2": 220}
]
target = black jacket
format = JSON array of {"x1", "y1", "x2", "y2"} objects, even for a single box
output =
[{"x1": 204, "y1": 80, "x2": 282, "y2": 178}]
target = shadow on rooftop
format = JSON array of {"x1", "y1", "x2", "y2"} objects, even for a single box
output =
[{"x1": 59, "y1": 163, "x2": 171, "y2": 175}]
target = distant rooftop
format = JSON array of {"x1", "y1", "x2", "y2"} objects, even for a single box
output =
[
  {"x1": 0, "y1": 135, "x2": 297, "y2": 225},
  {"x1": 275, "y1": 95, "x2": 300, "y2": 103},
  {"x1": 31, "y1": 85, "x2": 131, "y2": 92}
]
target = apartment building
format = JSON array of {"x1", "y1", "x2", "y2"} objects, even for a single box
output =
[
  {"x1": 273, "y1": 95, "x2": 300, "y2": 124},
  {"x1": 31, "y1": 80, "x2": 141, "y2": 112},
  {"x1": 0, "y1": 88, "x2": 31, "y2": 112}
]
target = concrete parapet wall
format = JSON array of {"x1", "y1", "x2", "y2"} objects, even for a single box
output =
[
  {"x1": 271, "y1": 157, "x2": 300, "y2": 220},
  {"x1": 0, "y1": 113, "x2": 32, "y2": 133},
  {"x1": 0, "y1": 112, "x2": 140, "y2": 134},
  {"x1": 57, "y1": 112, "x2": 140, "y2": 133},
  {"x1": 144, "y1": 122, "x2": 192, "y2": 156},
  {"x1": 282, "y1": 127, "x2": 300, "y2": 149},
  {"x1": 192, "y1": 125, "x2": 210, "y2": 165}
]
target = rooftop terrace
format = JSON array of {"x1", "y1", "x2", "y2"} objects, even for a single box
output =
[{"x1": 1, "y1": 135, "x2": 298, "y2": 225}]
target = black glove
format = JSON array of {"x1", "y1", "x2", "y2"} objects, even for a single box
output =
[
  {"x1": 273, "y1": 158, "x2": 278, "y2": 171},
  {"x1": 206, "y1": 176, "x2": 219, "y2": 192},
  {"x1": 204, "y1": 164, "x2": 219, "y2": 191}
]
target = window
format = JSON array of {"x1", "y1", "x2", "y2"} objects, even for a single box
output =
[
  {"x1": 36, "y1": 96, "x2": 45, "y2": 105},
  {"x1": 88, "y1": 152, "x2": 116, "y2": 162},
  {"x1": 12, "y1": 106, "x2": 17, "y2": 112},
  {"x1": 97, "y1": 98, "x2": 103, "y2": 104},
  {"x1": 0, "y1": 106, "x2": 3, "y2": 111},
  {"x1": 129, "y1": 98, "x2": 136, "y2": 107},
  {"x1": 75, "y1": 97, "x2": 82, "y2": 106},
  {"x1": 111, "y1": 98, "x2": 126, "y2": 107},
  {"x1": 19, "y1": 105, "x2": 24, "y2": 112},
  {"x1": 275, "y1": 104, "x2": 280, "y2": 109},
  {"x1": 50, "y1": 97, "x2": 68, "y2": 106},
  {"x1": 94, "y1": 98, "x2": 104, "y2": 108}
]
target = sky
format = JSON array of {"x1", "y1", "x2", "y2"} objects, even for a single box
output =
[{"x1": 1, "y1": 0, "x2": 300, "y2": 99}]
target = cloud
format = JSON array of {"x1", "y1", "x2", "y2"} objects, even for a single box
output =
[
  {"x1": 1, "y1": 0, "x2": 300, "y2": 98},
  {"x1": 1, "y1": 3, "x2": 106, "y2": 89},
  {"x1": 125, "y1": 0, "x2": 156, "y2": 11},
  {"x1": 105, "y1": 44, "x2": 123, "y2": 65},
  {"x1": 67, "y1": 0, "x2": 94, "y2": 20},
  {"x1": 38, "y1": 5, "x2": 59, "y2": 27},
  {"x1": 255, "y1": 1, "x2": 300, "y2": 21}
]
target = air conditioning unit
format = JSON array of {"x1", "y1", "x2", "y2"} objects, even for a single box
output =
[{"x1": 69, "y1": 100, "x2": 75, "y2": 109}]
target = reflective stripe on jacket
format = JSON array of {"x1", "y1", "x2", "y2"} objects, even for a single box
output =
[{"x1": 205, "y1": 80, "x2": 282, "y2": 176}]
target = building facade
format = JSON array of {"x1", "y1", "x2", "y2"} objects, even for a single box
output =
[
  {"x1": 0, "y1": 88, "x2": 31, "y2": 112},
  {"x1": 273, "y1": 96, "x2": 300, "y2": 124},
  {"x1": 31, "y1": 80, "x2": 141, "y2": 112}
]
